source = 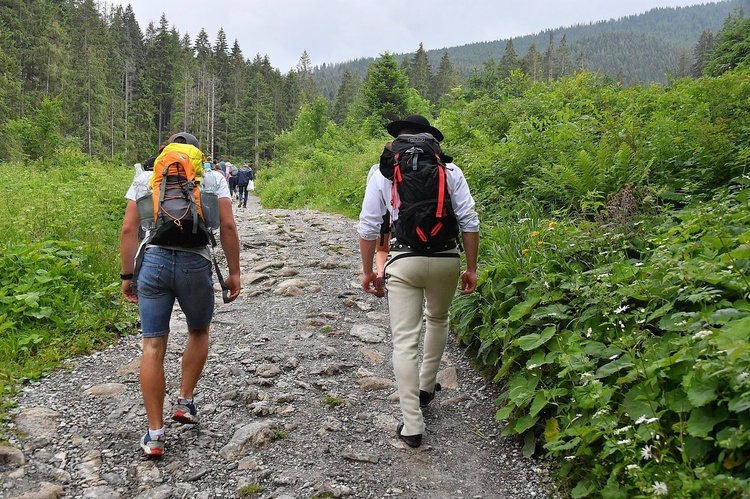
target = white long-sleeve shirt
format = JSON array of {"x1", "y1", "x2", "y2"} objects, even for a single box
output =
[{"x1": 357, "y1": 163, "x2": 480, "y2": 241}]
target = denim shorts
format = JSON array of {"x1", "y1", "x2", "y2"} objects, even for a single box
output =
[{"x1": 137, "y1": 246, "x2": 214, "y2": 337}]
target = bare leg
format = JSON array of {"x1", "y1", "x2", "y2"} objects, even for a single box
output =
[
  {"x1": 179, "y1": 325, "x2": 210, "y2": 399},
  {"x1": 140, "y1": 335, "x2": 169, "y2": 430}
]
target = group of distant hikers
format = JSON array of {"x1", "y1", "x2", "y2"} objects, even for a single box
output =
[
  {"x1": 215, "y1": 158, "x2": 255, "y2": 209},
  {"x1": 120, "y1": 115, "x2": 479, "y2": 457}
]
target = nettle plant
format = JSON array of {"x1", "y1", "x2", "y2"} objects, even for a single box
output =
[{"x1": 452, "y1": 179, "x2": 750, "y2": 497}]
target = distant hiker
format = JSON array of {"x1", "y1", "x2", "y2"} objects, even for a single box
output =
[
  {"x1": 119, "y1": 131, "x2": 241, "y2": 457},
  {"x1": 237, "y1": 160, "x2": 254, "y2": 208},
  {"x1": 357, "y1": 115, "x2": 480, "y2": 448},
  {"x1": 227, "y1": 162, "x2": 238, "y2": 200}
]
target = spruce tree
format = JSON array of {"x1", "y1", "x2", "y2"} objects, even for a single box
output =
[
  {"x1": 498, "y1": 39, "x2": 521, "y2": 79},
  {"x1": 332, "y1": 69, "x2": 358, "y2": 125},
  {"x1": 408, "y1": 43, "x2": 432, "y2": 100},
  {"x1": 692, "y1": 29, "x2": 715, "y2": 77},
  {"x1": 432, "y1": 51, "x2": 457, "y2": 103},
  {"x1": 358, "y1": 53, "x2": 410, "y2": 136}
]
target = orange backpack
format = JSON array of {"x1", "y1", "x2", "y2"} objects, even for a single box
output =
[{"x1": 149, "y1": 143, "x2": 209, "y2": 247}]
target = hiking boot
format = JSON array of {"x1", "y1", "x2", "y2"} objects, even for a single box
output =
[
  {"x1": 140, "y1": 431, "x2": 165, "y2": 457},
  {"x1": 172, "y1": 397, "x2": 199, "y2": 424},
  {"x1": 419, "y1": 383, "x2": 441, "y2": 408}
]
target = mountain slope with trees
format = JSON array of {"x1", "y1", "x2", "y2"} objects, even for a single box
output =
[
  {"x1": 313, "y1": 0, "x2": 747, "y2": 97},
  {"x1": 0, "y1": 0, "x2": 746, "y2": 167}
]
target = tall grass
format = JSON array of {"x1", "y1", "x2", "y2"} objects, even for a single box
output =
[{"x1": 0, "y1": 150, "x2": 138, "y2": 433}]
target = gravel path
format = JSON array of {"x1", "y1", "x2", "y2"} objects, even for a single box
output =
[{"x1": 1, "y1": 193, "x2": 551, "y2": 498}]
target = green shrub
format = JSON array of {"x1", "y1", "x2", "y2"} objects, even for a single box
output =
[{"x1": 0, "y1": 155, "x2": 138, "y2": 431}]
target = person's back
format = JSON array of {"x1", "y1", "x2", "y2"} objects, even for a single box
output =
[
  {"x1": 357, "y1": 115, "x2": 479, "y2": 449},
  {"x1": 237, "y1": 162, "x2": 253, "y2": 208},
  {"x1": 120, "y1": 131, "x2": 241, "y2": 457},
  {"x1": 237, "y1": 165, "x2": 252, "y2": 185}
]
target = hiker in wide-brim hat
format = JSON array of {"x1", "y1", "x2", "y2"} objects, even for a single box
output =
[{"x1": 385, "y1": 114, "x2": 444, "y2": 142}]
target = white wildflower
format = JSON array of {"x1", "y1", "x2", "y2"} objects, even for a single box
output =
[
  {"x1": 544, "y1": 281, "x2": 550, "y2": 289},
  {"x1": 693, "y1": 330, "x2": 712, "y2": 340},
  {"x1": 626, "y1": 464, "x2": 640, "y2": 471},
  {"x1": 617, "y1": 439, "x2": 631, "y2": 445},
  {"x1": 614, "y1": 305, "x2": 630, "y2": 314},
  {"x1": 528, "y1": 364, "x2": 538, "y2": 370},
  {"x1": 652, "y1": 481, "x2": 668, "y2": 496},
  {"x1": 614, "y1": 425, "x2": 632, "y2": 435},
  {"x1": 586, "y1": 327, "x2": 592, "y2": 338},
  {"x1": 593, "y1": 407, "x2": 610, "y2": 418},
  {"x1": 641, "y1": 445, "x2": 652, "y2": 460},
  {"x1": 635, "y1": 262, "x2": 644, "y2": 267},
  {"x1": 738, "y1": 372, "x2": 750, "y2": 381},
  {"x1": 636, "y1": 415, "x2": 659, "y2": 424},
  {"x1": 565, "y1": 455, "x2": 576, "y2": 461},
  {"x1": 518, "y1": 218, "x2": 530, "y2": 223}
]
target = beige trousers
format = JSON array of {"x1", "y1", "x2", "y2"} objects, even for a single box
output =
[{"x1": 385, "y1": 250, "x2": 460, "y2": 436}]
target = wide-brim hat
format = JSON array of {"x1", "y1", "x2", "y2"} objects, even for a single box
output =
[{"x1": 386, "y1": 114, "x2": 443, "y2": 142}]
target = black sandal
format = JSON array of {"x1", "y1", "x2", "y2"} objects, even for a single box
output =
[
  {"x1": 396, "y1": 423, "x2": 422, "y2": 448},
  {"x1": 419, "y1": 383, "x2": 441, "y2": 408}
]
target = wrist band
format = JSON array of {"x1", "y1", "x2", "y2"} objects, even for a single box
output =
[{"x1": 120, "y1": 273, "x2": 134, "y2": 280}]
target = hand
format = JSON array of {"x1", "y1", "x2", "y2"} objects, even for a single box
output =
[
  {"x1": 223, "y1": 274, "x2": 241, "y2": 302},
  {"x1": 361, "y1": 270, "x2": 380, "y2": 296},
  {"x1": 122, "y1": 279, "x2": 138, "y2": 303},
  {"x1": 374, "y1": 275, "x2": 386, "y2": 298},
  {"x1": 460, "y1": 270, "x2": 477, "y2": 295}
]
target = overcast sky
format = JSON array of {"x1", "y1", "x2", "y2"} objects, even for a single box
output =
[{"x1": 109, "y1": 0, "x2": 711, "y2": 72}]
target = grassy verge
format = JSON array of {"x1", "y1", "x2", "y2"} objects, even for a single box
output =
[{"x1": 0, "y1": 151, "x2": 139, "y2": 438}]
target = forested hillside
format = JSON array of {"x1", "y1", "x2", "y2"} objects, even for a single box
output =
[
  {"x1": 313, "y1": 0, "x2": 747, "y2": 98},
  {"x1": 0, "y1": 0, "x2": 746, "y2": 169}
]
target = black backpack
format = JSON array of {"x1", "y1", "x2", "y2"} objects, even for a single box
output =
[{"x1": 379, "y1": 133, "x2": 459, "y2": 252}]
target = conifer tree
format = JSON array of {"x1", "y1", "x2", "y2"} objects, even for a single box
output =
[
  {"x1": 704, "y1": 9, "x2": 750, "y2": 76},
  {"x1": 408, "y1": 43, "x2": 432, "y2": 100},
  {"x1": 332, "y1": 68, "x2": 359, "y2": 124},
  {"x1": 296, "y1": 50, "x2": 318, "y2": 104},
  {"x1": 431, "y1": 51, "x2": 458, "y2": 103},
  {"x1": 358, "y1": 53, "x2": 410, "y2": 136},
  {"x1": 692, "y1": 29, "x2": 715, "y2": 77},
  {"x1": 543, "y1": 31, "x2": 555, "y2": 81},
  {"x1": 522, "y1": 43, "x2": 543, "y2": 81},
  {"x1": 498, "y1": 39, "x2": 521, "y2": 79}
]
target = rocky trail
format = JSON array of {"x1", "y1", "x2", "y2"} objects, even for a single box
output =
[{"x1": 1, "y1": 194, "x2": 551, "y2": 498}]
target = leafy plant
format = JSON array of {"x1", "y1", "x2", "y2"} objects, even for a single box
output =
[
  {"x1": 0, "y1": 156, "x2": 139, "y2": 436},
  {"x1": 453, "y1": 178, "x2": 750, "y2": 497}
]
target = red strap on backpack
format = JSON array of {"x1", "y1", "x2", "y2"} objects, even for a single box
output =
[
  {"x1": 392, "y1": 153, "x2": 403, "y2": 212},
  {"x1": 435, "y1": 153, "x2": 446, "y2": 219}
]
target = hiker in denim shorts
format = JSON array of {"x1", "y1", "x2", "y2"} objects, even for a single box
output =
[{"x1": 120, "y1": 132, "x2": 241, "y2": 457}]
